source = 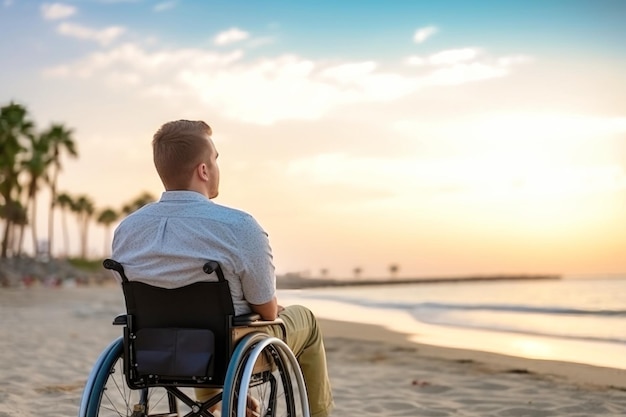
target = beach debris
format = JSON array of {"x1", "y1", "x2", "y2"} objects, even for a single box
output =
[
  {"x1": 506, "y1": 368, "x2": 532, "y2": 374},
  {"x1": 411, "y1": 379, "x2": 431, "y2": 386}
]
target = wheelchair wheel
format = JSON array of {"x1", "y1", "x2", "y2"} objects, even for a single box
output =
[
  {"x1": 78, "y1": 338, "x2": 178, "y2": 417},
  {"x1": 223, "y1": 333, "x2": 309, "y2": 417}
]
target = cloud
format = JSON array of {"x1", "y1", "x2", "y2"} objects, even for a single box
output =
[
  {"x1": 43, "y1": 43, "x2": 244, "y2": 80},
  {"x1": 286, "y1": 153, "x2": 481, "y2": 201},
  {"x1": 41, "y1": 2, "x2": 76, "y2": 20},
  {"x1": 425, "y1": 62, "x2": 508, "y2": 85},
  {"x1": 413, "y1": 25, "x2": 438, "y2": 43},
  {"x1": 287, "y1": 153, "x2": 409, "y2": 199},
  {"x1": 497, "y1": 55, "x2": 532, "y2": 67},
  {"x1": 428, "y1": 48, "x2": 479, "y2": 65},
  {"x1": 474, "y1": 113, "x2": 626, "y2": 142},
  {"x1": 391, "y1": 113, "x2": 626, "y2": 195},
  {"x1": 4, "y1": 0, "x2": 14, "y2": 7},
  {"x1": 404, "y1": 48, "x2": 531, "y2": 86},
  {"x1": 320, "y1": 61, "x2": 377, "y2": 82},
  {"x1": 43, "y1": 41, "x2": 528, "y2": 125},
  {"x1": 247, "y1": 36, "x2": 275, "y2": 48},
  {"x1": 407, "y1": 47, "x2": 480, "y2": 66},
  {"x1": 405, "y1": 55, "x2": 426, "y2": 66},
  {"x1": 153, "y1": 1, "x2": 177, "y2": 12},
  {"x1": 57, "y1": 22, "x2": 126, "y2": 46},
  {"x1": 214, "y1": 28, "x2": 250, "y2": 45},
  {"x1": 288, "y1": 145, "x2": 626, "y2": 204}
]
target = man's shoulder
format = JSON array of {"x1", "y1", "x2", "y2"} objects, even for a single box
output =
[
  {"x1": 115, "y1": 199, "x2": 262, "y2": 231},
  {"x1": 115, "y1": 202, "x2": 157, "y2": 226},
  {"x1": 208, "y1": 202, "x2": 260, "y2": 228}
]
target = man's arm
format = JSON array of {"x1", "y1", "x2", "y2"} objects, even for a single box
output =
[
  {"x1": 250, "y1": 296, "x2": 279, "y2": 320},
  {"x1": 237, "y1": 214, "x2": 283, "y2": 320}
]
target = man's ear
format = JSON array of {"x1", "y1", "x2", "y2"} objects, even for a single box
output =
[{"x1": 197, "y1": 163, "x2": 209, "y2": 181}]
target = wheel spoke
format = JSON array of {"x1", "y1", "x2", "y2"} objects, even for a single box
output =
[
  {"x1": 81, "y1": 336, "x2": 308, "y2": 417},
  {"x1": 233, "y1": 344, "x2": 300, "y2": 417}
]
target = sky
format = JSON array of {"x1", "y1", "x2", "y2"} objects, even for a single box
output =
[{"x1": 1, "y1": 0, "x2": 625, "y2": 278}]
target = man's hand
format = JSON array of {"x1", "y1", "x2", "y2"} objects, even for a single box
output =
[{"x1": 246, "y1": 395, "x2": 260, "y2": 417}]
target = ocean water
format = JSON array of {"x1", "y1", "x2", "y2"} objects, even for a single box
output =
[{"x1": 278, "y1": 275, "x2": 626, "y2": 370}]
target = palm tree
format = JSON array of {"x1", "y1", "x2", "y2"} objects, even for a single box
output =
[
  {"x1": 56, "y1": 192, "x2": 74, "y2": 257},
  {"x1": 389, "y1": 263, "x2": 399, "y2": 279},
  {"x1": 21, "y1": 133, "x2": 52, "y2": 255},
  {"x1": 97, "y1": 208, "x2": 118, "y2": 256},
  {"x1": 0, "y1": 201, "x2": 27, "y2": 257},
  {"x1": 0, "y1": 102, "x2": 34, "y2": 258},
  {"x1": 73, "y1": 195, "x2": 94, "y2": 259},
  {"x1": 44, "y1": 124, "x2": 77, "y2": 257},
  {"x1": 122, "y1": 191, "x2": 156, "y2": 215}
]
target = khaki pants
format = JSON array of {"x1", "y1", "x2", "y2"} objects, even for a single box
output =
[{"x1": 195, "y1": 305, "x2": 334, "y2": 417}]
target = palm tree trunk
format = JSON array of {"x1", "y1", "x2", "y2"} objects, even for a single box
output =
[
  {"x1": 30, "y1": 194, "x2": 38, "y2": 255},
  {"x1": 9, "y1": 223, "x2": 17, "y2": 257},
  {"x1": 80, "y1": 215, "x2": 89, "y2": 259},
  {"x1": 48, "y1": 167, "x2": 58, "y2": 257},
  {"x1": 15, "y1": 223, "x2": 24, "y2": 256},
  {"x1": 61, "y1": 208, "x2": 69, "y2": 257},
  {"x1": 1, "y1": 219, "x2": 12, "y2": 258},
  {"x1": 17, "y1": 223, "x2": 26, "y2": 256}
]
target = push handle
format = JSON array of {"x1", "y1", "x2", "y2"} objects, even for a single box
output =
[
  {"x1": 102, "y1": 259, "x2": 129, "y2": 283},
  {"x1": 203, "y1": 260, "x2": 226, "y2": 282}
]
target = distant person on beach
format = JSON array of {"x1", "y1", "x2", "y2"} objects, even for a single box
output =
[{"x1": 111, "y1": 120, "x2": 333, "y2": 417}]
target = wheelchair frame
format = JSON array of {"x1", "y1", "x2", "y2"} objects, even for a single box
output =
[{"x1": 77, "y1": 259, "x2": 309, "y2": 417}]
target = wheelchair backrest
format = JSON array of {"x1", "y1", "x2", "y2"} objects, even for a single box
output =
[{"x1": 104, "y1": 259, "x2": 236, "y2": 388}]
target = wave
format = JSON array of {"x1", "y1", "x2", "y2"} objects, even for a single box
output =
[
  {"x1": 292, "y1": 292, "x2": 626, "y2": 344},
  {"x1": 412, "y1": 303, "x2": 626, "y2": 345},
  {"x1": 295, "y1": 292, "x2": 626, "y2": 317},
  {"x1": 412, "y1": 302, "x2": 626, "y2": 317}
]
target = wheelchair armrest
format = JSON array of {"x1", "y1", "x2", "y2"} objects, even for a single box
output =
[
  {"x1": 113, "y1": 314, "x2": 129, "y2": 326},
  {"x1": 233, "y1": 312, "x2": 262, "y2": 326},
  {"x1": 232, "y1": 315, "x2": 287, "y2": 340}
]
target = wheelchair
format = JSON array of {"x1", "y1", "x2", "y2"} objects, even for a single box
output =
[{"x1": 77, "y1": 259, "x2": 309, "y2": 417}]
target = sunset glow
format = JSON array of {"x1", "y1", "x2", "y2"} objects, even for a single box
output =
[{"x1": 1, "y1": 1, "x2": 624, "y2": 277}]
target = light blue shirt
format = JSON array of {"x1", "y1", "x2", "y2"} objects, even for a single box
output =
[{"x1": 111, "y1": 190, "x2": 276, "y2": 315}]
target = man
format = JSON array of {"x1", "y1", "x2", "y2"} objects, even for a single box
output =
[{"x1": 112, "y1": 120, "x2": 333, "y2": 417}]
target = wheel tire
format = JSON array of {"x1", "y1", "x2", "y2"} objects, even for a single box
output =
[
  {"x1": 79, "y1": 338, "x2": 177, "y2": 417},
  {"x1": 225, "y1": 334, "x2": 307, "y2": 417}
]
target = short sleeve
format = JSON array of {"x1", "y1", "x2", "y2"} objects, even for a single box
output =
[{"x1": 235, "y1": 214, "x2": 276, "y2": 305}]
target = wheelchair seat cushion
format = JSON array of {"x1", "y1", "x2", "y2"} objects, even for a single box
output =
[{"x1": 134, "y1": 328, "x2": 215, "y2": 378}]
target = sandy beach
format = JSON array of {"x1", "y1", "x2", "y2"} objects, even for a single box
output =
[{"x1": 1, "y1": 285, "x2": 625, "y2": 417}]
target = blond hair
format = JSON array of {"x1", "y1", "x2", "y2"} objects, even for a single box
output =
[{"x1": 152, "y1": 120, "x2": 213, "y2": 189}]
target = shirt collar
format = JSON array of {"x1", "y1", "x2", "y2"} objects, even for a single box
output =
[{"x1": 160, "y1": 190, "x2": 212, "y2": 203}]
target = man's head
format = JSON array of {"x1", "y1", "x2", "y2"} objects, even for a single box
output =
[{"x1": 152, "y1": 120, "x2": 220, "y2": 199}]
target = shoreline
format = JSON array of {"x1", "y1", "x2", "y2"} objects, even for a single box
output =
[
  {"x1": 277, "y1": 273, "x2": 561, "y2": 289},
  {"x1": 319, "y1": 318, "x2": 626, "y2": 391}
]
